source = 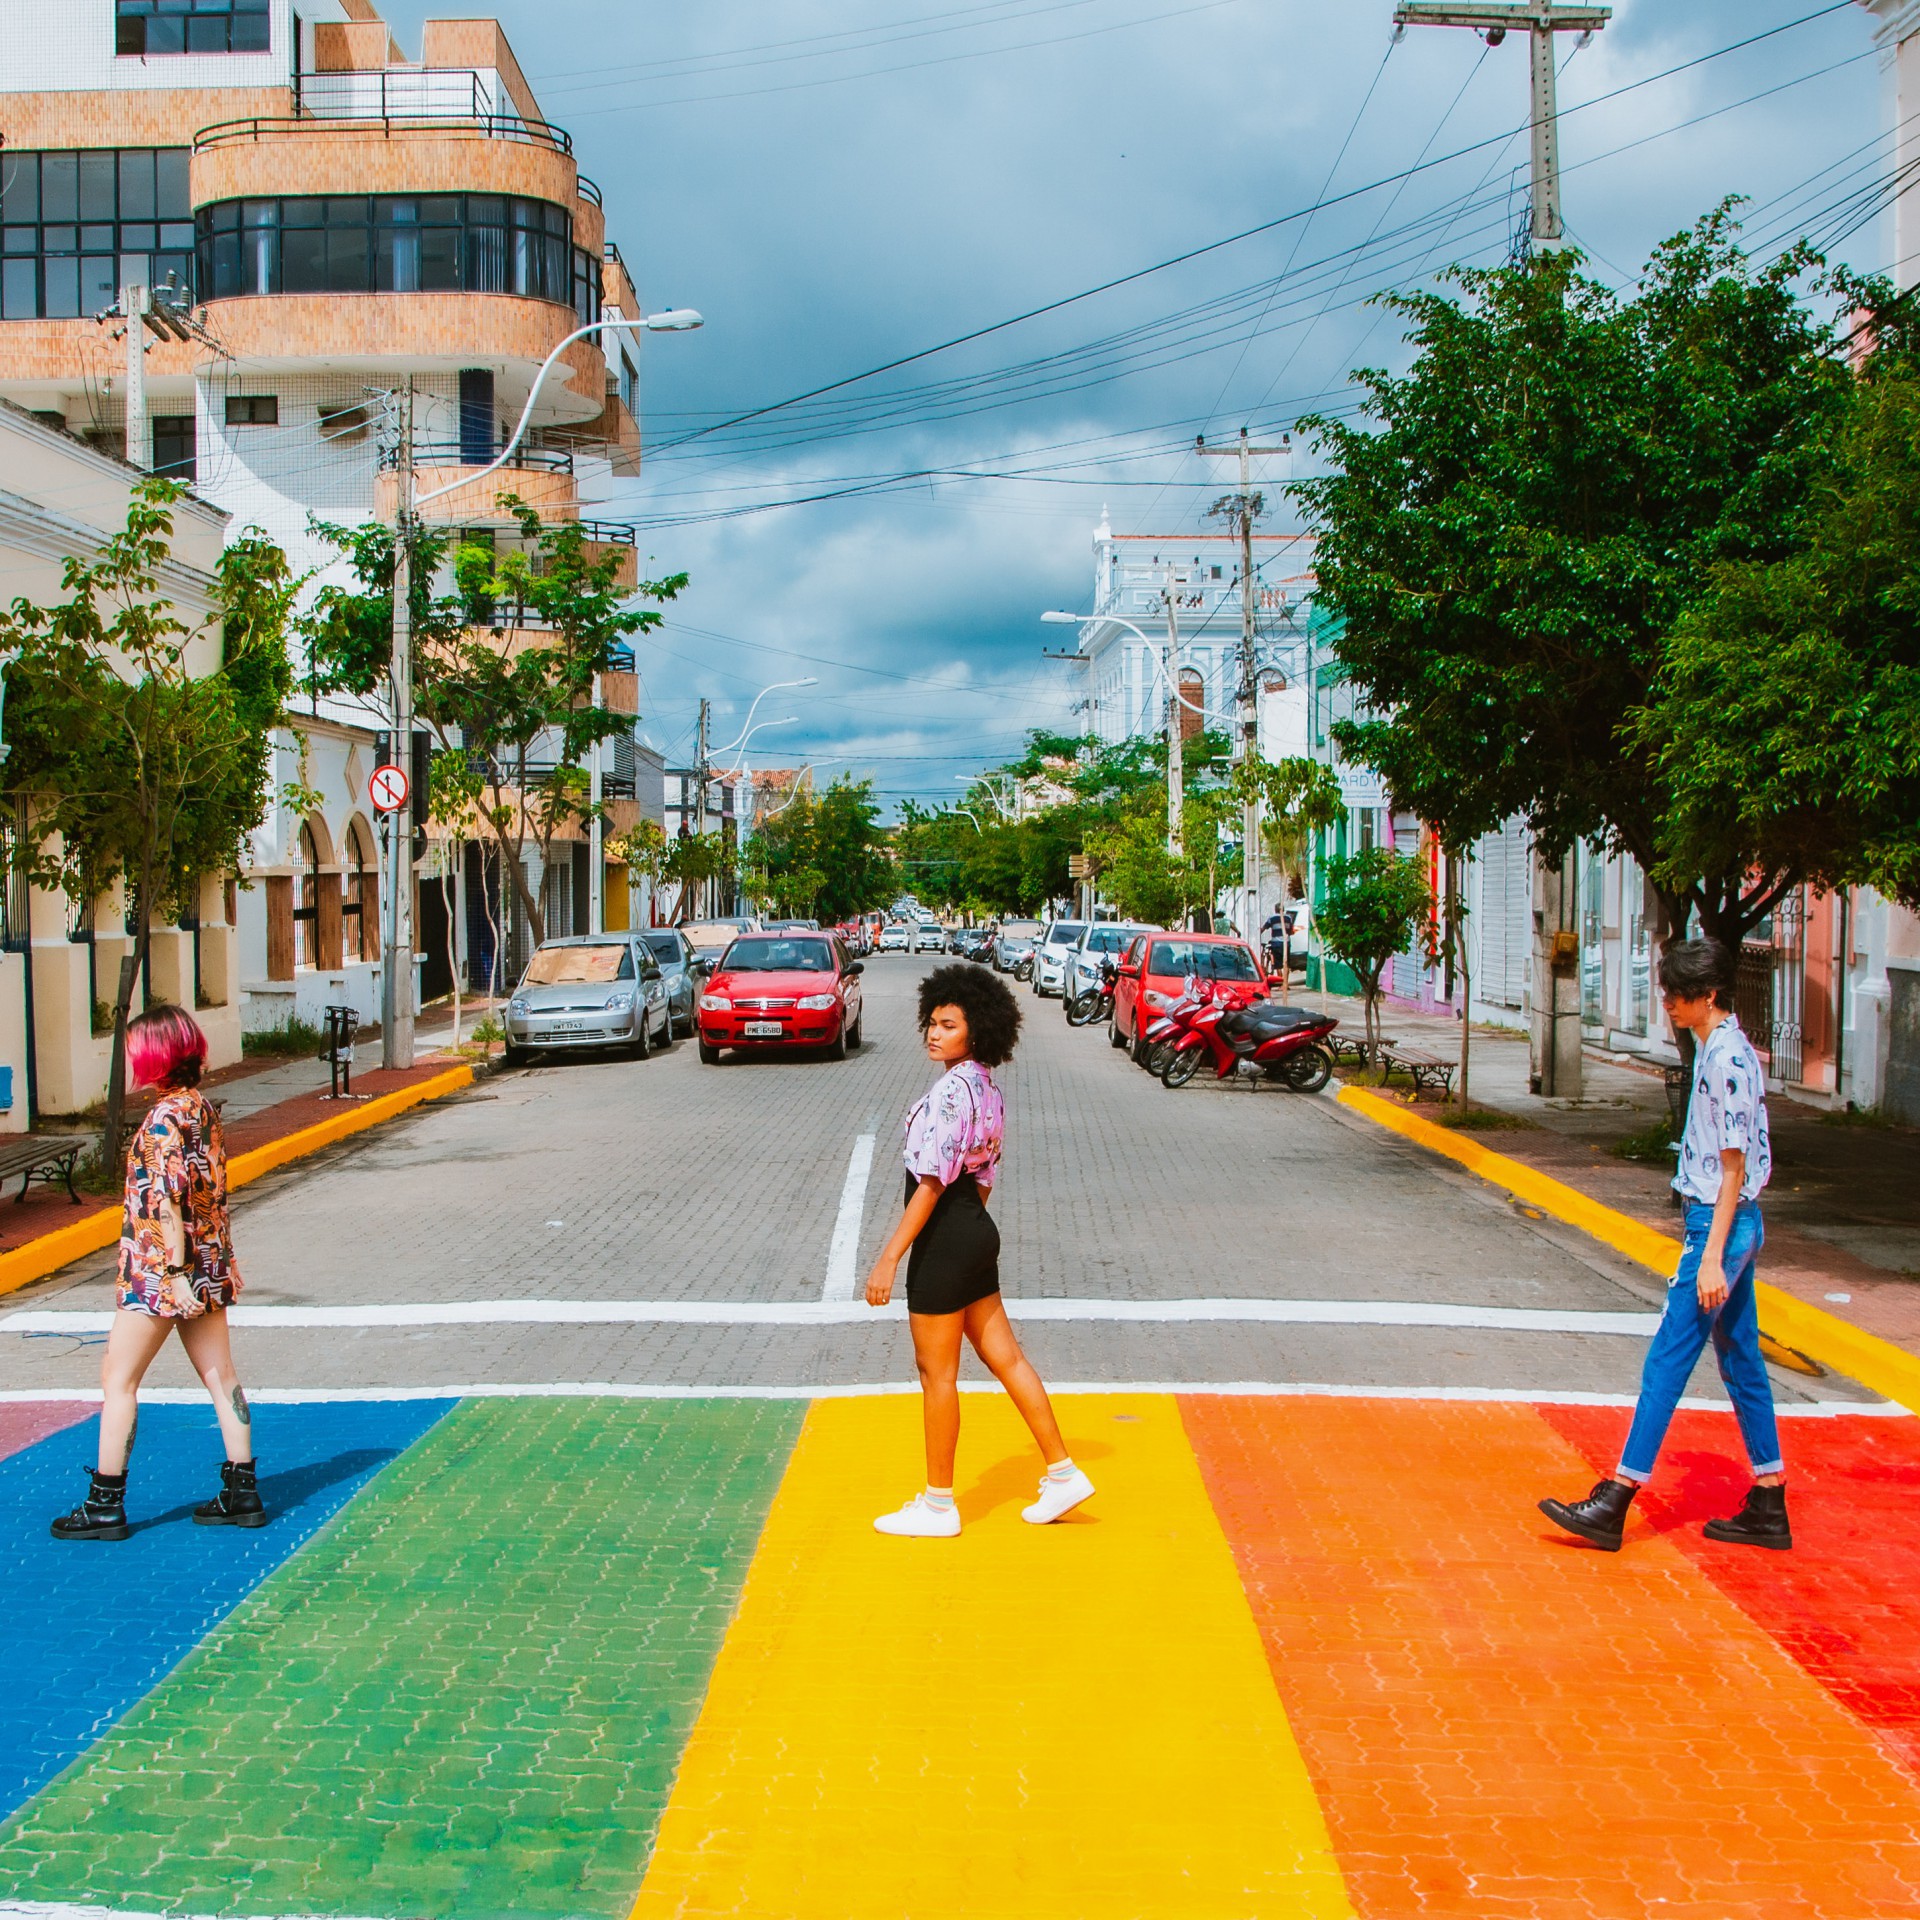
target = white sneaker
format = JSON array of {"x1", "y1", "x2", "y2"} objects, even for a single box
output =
[
  {"x1": 1022, "y1": 1466, "x2": 1095, "y2": 1525},
  {"x1": 873, "y1": 1493, "x2": 961, "y2": 1538}
]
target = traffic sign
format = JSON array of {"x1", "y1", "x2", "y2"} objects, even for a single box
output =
[
  {"x1": 369, "y1": 763, "x2": 411, "y2": 813},
  {"x1": 1067, "y1": 853, "x2": 1091, "y2": 878}
]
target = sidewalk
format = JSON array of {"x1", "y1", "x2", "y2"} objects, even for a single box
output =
[
  {"x1": 0, "y1": 1004, "x2": 496, "y2": 1261},
  {"x1": 1317, "y1": 987, "x2": 1920, "y2": 1366}
]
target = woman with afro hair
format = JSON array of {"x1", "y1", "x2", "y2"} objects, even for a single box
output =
[{"x1": 865, "y1": 962, "x2": 1094, "y2": 1536}]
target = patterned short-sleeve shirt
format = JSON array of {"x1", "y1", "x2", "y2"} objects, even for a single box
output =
[
  {"x1": 116, "y1": 1087, "x2": 243, "y2": 1319},
  {"x1": 1674, "y1": 1015, "x2": 1772, "y2": 1205},
  {"x1": 903, "y1": 1058, "x2": 1004, "y2": 1192}
]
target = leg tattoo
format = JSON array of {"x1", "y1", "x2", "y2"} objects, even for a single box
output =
[
  {"x1": 231, "y1": 1384, "x2": 251, "y2": 1428},
  {"x1": 127, "y1": 1406, "x2": 137, "y2": 1457}
]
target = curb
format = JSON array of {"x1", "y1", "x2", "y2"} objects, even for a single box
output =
[
  {"x1": 1336, "y1": 1084, "x2": 1920, "y2": 1417},
  {"x1": 0, "y1": 1062, "x2": 475, "y2": 1303}
]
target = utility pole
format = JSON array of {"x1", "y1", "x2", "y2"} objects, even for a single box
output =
[
  {"x1": 381, "y1": 381, "x2": 417, "y2": 1070},
  {"x1": 588, "y1": 671, "x2": 604, "y2": 933},
  {"x1": 694, "y1": 698, "x2": 711, "y2": 920},
  {"x1": 1396, "y1": 4, "x2": 1608, "y2": 1096},
  {"x1": 1163, "y1": 592, "x2": 1183, "y2": 860},
  {"x1": 1391, "y1": 4, "x2": 1610, "y2": 253},
  {"x1": 1197, "y1": 427, "x2": 1288, "y2": 937},
  {"x1": 121, "y1": 282, "x2": 149, "y2": 471}
]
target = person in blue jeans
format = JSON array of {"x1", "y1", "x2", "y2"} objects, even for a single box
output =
[{"x1": 1540, "y1": 937, "x2": 1790, "y2": 1553}]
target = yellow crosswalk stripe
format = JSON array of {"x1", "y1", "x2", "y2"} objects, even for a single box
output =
[{"x1": 630, "y1": 1391, "x2": 1354, "y2": 1920}]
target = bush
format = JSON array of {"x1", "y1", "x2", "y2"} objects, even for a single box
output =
[
  {"x1": 1612, "y1": 1119, "x2": 1679, "y2": 1165},
  {"x1": 242, "y1": 1016, "x2": 326, "y2": 1058}
]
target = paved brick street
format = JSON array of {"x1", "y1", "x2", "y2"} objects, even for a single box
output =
[{"x1": 0, "y1": 959, "x2": 1914, "y2": 1917}]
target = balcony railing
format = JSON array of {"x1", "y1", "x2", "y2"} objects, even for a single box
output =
[
  {"x1": 393, "y1": 439, "x2": 575, "y2": 476},
  {"x1": 198, "y1": 73, "x2": 573, "y2": 155},
  {"x1": 577, "y1": 175, "x2": 604, "y2": 209},
  {"x1": 577, "y1": 521, "x2": 637, "y2": 547}
]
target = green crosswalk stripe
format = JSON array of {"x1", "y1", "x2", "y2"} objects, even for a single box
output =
[{"x1": 0, "y1": 1397, "x2": 805, "y2": 1918}]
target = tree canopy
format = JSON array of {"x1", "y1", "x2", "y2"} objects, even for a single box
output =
[
  {"x1": 1298, "y1": 206, "x2": 1881, "y2": 946},
  {"x1": 744, "y1": 776, "x2": 894, "y2": 921}
]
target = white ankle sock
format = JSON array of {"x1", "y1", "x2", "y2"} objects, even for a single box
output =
[
  {"x1": 1046, "y1": 1458, "x2": 1077, "y2": 1482},
  {"x1": 923, "y1": 1486, "x2": 955, "y2": 1510}
]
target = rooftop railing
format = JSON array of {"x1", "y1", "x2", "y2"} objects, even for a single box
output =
[{"x1": 197, "y1": 71, "x2": 574, "y2": 156}]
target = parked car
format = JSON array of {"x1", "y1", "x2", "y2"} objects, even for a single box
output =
[
  {"x1": 990, "y1": 922, "x2": 1038, "y2": 974},
  {"x1": 697, "y1": 932, "x2": 865, "y2": 1062},
  {"x1": 1062, "y1": 921, "x2": 1153, "y2": 1006},
  {"x1": 878, "y1": 922, "x2": 911, "y2": 953},
  {"x1": 683, "y1": 918, "x2": 756, "y2": 966},
  {"x1": 1111, "y1": 930, "x2": 1268, "y2": 1062},
  {"x1": 912, "y1": 922, "x2": 947, "y2": 954},
  {"x1": 763, "y1": 918, "x2": 820, "y2": 932},
  {"x1": 505, "y1": 934, "x2": 673, "y2": 1065},
  {"x1": 1030, "y1": 921, "x2": 1088, "y2": 998},
  {"x1": 637, "y1": 927, "x2": 707, "y2": 1039},
  {"x1": 951, "y1": 927, "x2": 993, "y2": 961}
]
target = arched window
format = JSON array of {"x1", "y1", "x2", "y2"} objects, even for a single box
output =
[
  {"x1": 1177, "y1": 670, "x2": 1207, "y2": 745},
  {"x1": 295, "y1": 819, "x2": 320, "y2": 969},
  {"x1": 344, "y1": 821, "x2": 379, "y2": 962}
]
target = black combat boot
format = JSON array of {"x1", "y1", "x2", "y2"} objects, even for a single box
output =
[
  {"x1": 194, "y1": 1459, "x2": 267, "y2": 1528},
  {"x1": 1538, "y1": 1477, "x2": 1637, "y2": 1551},
  {"x1": 51, "y1": 1468, "x2": 129, "y2": 1542},
  {"x1": 1702, "y1": 1483, "x2": 1792, "y2": 1551}
]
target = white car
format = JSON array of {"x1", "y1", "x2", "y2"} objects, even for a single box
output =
[
  {"x1": 878, "y1": 923, "x2": 911, "y2": 953},
  {"x1": 1030, "y1": 920, "x2": 1087, "y2": 998},
  {"x1": 1062, "y1": 922, "x2": 1151, "y2": 1005},
  {"x1": 913, "y1": 923, "x2": 947, "y2": 954}
]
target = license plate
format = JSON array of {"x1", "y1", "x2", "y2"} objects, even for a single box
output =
[
  {"x1": 549, "y1": 1021, "x2": 587, "y2": 1033},
  {"x1": 744, "y1": 1020, "x2": 783, "y2": 1037}
]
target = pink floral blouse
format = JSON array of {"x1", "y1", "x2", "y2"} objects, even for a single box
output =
[{"x1": 903, "y1": 1059, "x2": 1004, "y2": 1193}]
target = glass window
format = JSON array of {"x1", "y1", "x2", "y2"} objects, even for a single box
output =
[
  {"x1": 225, "y1": 395, "x2": 278, "y2": 425},
  {"x1": 0, "y1": 148, "x2": 195, "y2": 318},
  {"x1": 720, "y1": 938, "x2": 835, "y2": 973},
  {"x1": 521, "y1": 944, "x2": 626, "y2": 986},
  {"x1": 117, "y1": 0, "x2": 271, "y2": 57},
  {"x1": 152, "y1": 414, "x2": 196, "y2": 481},
  {"x1": 192, "y1": 193, "x2": 592, "y2": 315},
  {"x1": 1146, "y1": 939, "x2": 1260, "y2": 982}
]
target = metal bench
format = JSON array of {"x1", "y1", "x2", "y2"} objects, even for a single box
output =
[
  {"x1": 1379, "y1": 1043, "x2": 1458, "y2": 1098},
  {"x1": 0, "y1": 1134, "x2": 93, "y2": 1206},
  {"x1": 1326, "y1": 1031, "x2": 1380, "y2": 1069}
]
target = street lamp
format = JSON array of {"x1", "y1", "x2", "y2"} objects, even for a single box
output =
[
  {"x1": 417, "y1": 310, "x2": 704, "y2": 510},
  {"x1": 1040, "y1": 611, "x2": 1232, "y2": 725},
  {"x1": 715, "y1": 678, "x2": 817, "y2": 770}
]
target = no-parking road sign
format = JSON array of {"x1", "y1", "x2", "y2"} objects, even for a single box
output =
[{"x1": 369, "y1": 763, "x2": 411, "y2": 813}]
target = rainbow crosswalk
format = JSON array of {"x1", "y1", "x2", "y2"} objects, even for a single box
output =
[{"x1": 2, "y1": 1389, "x2": 1919, "y2": 1918}]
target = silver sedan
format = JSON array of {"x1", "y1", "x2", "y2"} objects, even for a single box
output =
[{"x1": 504, "y1": 935, "x2": 673, "y2": 1065}]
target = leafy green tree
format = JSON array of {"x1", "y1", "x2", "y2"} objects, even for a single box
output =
[
  {"x1": 745, "y1": 777, "x2": 894, "y2": 921},
  {"x1": 662, "y1": 830, "x2": 728, "y2": 924},
  {"x1": 1315, "y1": 849, "x2": 1433, "y2": 1055},
  {"x1": 1635, "y1": 322, "x2": 1920, "y2": 914},
  {"x1": 1297, "y1": 208, "x2": 1853, "y2": 946},
  {"x1": 309, "y1": 501, "x2": 684, "y2": 949},
  {"x1": 1, "y1": 481, "x2": 295, "y2": 1159}
]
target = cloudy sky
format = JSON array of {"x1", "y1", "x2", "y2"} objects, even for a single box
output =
[{"x1": 376, "y1": 0, "x2": 1886, "y2": 810}]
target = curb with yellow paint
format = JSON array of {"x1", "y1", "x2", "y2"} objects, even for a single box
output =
[
  {"x1": 0, "y1": 1062, "x2": 474, "y2": 1302},
  {"x1": 1337, "y1": 1083, "x2": 1920, "y2": 1417}
]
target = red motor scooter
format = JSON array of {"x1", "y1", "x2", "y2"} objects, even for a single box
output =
[
  {"x1": 1135, "y1": 977, "x2": 1258, "y2": 1074},
  {"x1": 1159, "y1": 993, "x2": 1338, "y2": 1092}
]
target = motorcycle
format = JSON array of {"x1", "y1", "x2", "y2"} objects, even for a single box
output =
[
  {"x1": 1133, "y1": 976, "x2": 1259, "y2": 1075},
  {"x1": 1160, "y1": 994, "x2": 1338, "y2": 1092},
  {"x1": 1066, "y1": 958, "x2": 1117, "y2": 1027}
]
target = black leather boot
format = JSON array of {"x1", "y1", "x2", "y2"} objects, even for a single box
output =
[
  {"x1": 1539, "y1": 1478, "x2": 1637, "y2": 1551},
  {"x1": 194, "y1": 1459, "x2": 266, "y2": 1529},
  {"x1": 1703, "y1": 1483, "x2": 1791, "y2": 1550},
  {"x1": 51, "y1": 1468, "x2": 129, "y2": 1542}
]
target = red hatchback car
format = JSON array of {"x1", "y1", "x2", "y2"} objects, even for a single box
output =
[
  {"x1": 697, "y1": 932, "x2": 866, "y2": 1063},
  {"x1": 1111, "y1": 930, "x2": 1268, "y2": 1062}
]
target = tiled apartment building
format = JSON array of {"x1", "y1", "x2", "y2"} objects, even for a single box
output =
[{"x1": 0, "y1": 0, "x2": 657, "y2": 1033}]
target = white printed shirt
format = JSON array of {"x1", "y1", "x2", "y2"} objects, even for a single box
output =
[
  {"x1": 903, "y1": 1059, "x2": 1004, "y2": 1193},
  {"x1": 1674, "y1": 1015, "x2": 1772, "y2": 1204}
]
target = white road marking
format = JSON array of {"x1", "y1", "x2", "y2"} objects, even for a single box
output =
[
  {"x1": 0, "y1": 1383, "x2": 1899, "y2": 1414},
  {"x1": 820, "y1": 1132, "x2": 876, "y2": 1301},
  {"x1": 1, "y1": 1297, "x2": 1661, "y2": 1335}
]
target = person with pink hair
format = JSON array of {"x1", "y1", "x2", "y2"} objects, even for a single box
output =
[{"x1": 52, "y1": 1003, "x2": 263, "y2": 1540}]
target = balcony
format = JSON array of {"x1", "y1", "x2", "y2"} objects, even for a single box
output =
[
  {"x1": 199, "y1": 71, "x2": 573, "y2": 156},
  {"x1": 384, "y1": 438, "x2": 576, "y2": 524}
]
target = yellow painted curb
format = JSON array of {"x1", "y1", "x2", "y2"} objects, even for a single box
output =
[
  {"x1": 1336, "y1": 1084, "x2": 1920, "y2": 1417},
  {"x1": 0, "y1": 1061, "x2": 474, "y2": 1302}
]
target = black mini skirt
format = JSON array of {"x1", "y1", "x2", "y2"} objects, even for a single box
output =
[{"x1": 904, "y1": 1170, "x2": 1001, "y2": 1316}]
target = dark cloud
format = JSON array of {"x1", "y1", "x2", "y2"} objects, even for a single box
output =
[{"x1": 379, "y1": 0, "x2": 1881, "y2": 805}]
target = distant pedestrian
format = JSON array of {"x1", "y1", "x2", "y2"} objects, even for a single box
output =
[
  {"x1": 1540, "y1": 938, "x2": 1788, "y2": 1553},
  {"x1": 51, "y1": 1005, "x2": 263, "y2": 1541},
  {"x1": 1261, "y1": 905, "x2": 1289, "y2": 974},
  {"x1": 865, "y1": 963, "x2": 1094, "y2": 1536}
]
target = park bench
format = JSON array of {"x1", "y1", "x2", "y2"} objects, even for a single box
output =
[
  {"x1": 0, "y1": 1134, "x2": 93, "y2": 1206},
  {"x1": 1327, "y1": 1031, "x2": 1381, "y2": 1069},
  {"x1": 1379, "y1": 1042, "x2": 1458, "y2": 1099}
]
